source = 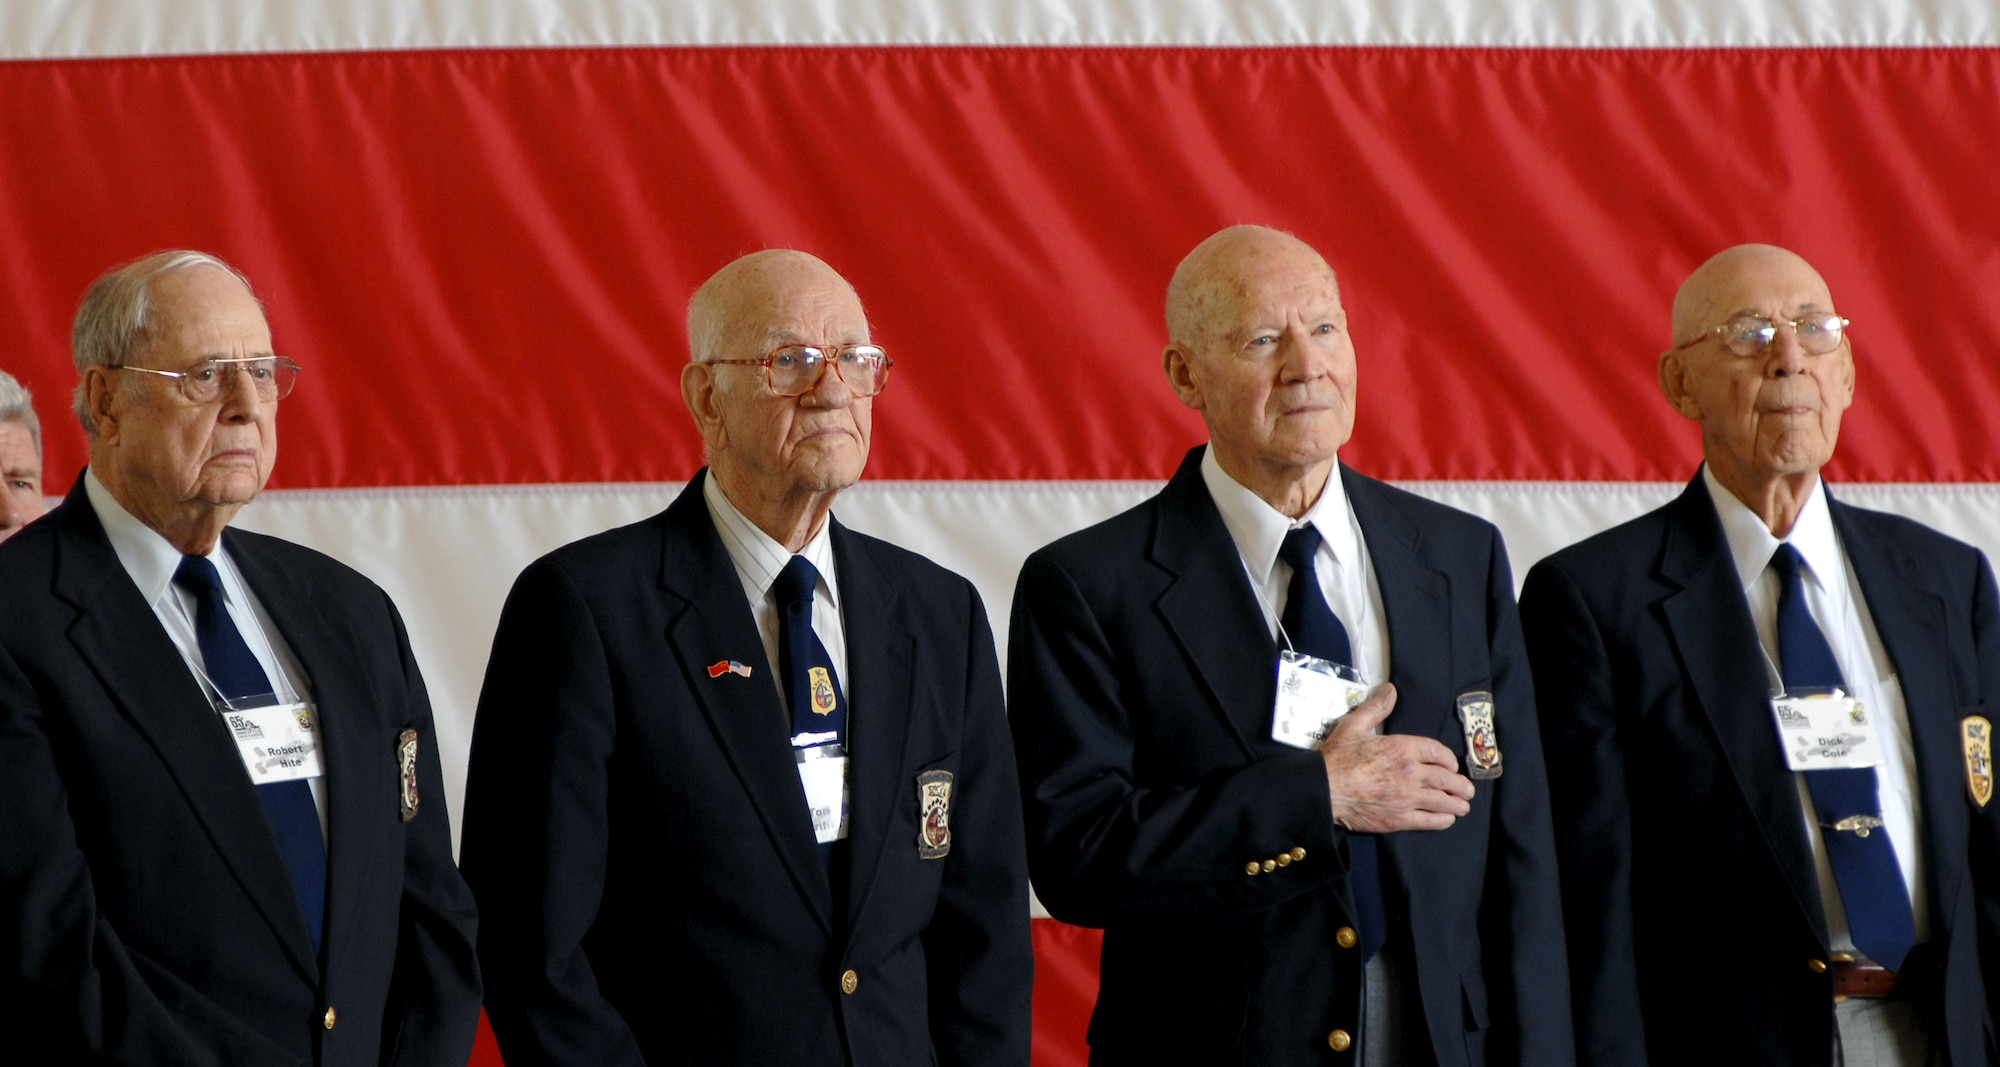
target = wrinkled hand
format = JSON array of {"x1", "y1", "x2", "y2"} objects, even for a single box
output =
[{"x1": 1319, "y1": 683, "x2": 1473, "y2": 833}]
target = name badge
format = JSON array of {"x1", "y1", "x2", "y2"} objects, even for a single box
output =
[
  {"x1": 1271, "y1": 650, "x2": 1370, "y2": 750},
  {"x1": 221, "y1": 701, "x2": 324, "y2": 784},
  {"x1": 1770, "y1": 688, "x2": 1883, "y2": 772},
  {"x1": 795, "y1": 743, "x2": 850, "y2": 844}
]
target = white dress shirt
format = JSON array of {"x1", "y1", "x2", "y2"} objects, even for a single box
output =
[
  {"x1": 1200, "y1": 447, "x2": 1389, "y2": 687},
  {"x1": 702, "y1": 474, "x2": 850, "y2": 718},
  {"x1": 1702, "y1": 465, "x2": 1929, "y2": 949},
  {"x1": 84, "y1": 469, "x2": 325, "y2": 835}
]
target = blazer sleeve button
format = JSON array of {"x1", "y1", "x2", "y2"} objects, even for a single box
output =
[
  {"x1": 1290, "y1": 847, "x2": 1307, "y2": 861},
  {"x1": 1246, "y1": 861, "x2": 1262, "y2": 876}
]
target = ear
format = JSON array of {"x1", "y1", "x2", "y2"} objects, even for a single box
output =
[
  {"x1": 1832, "y1": 340, "x2": 1857, "y2": 411},
  {"x1": 1657, "y1": 349, "x2": 1701, "y2": 420},
  {"x1": 1163, "y1": 343, "x2": 1205, "y2": 412},
  {"x1": 680, "y1": 361, "x2": 727, "y2": 450},
  {"x1": 84, "y1": 367, "x2": 123, "y2": 443}
]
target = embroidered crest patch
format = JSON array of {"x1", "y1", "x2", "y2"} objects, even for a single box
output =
[
  {"x1": 1964, "y1": 715, "x2": 1994, "y2": 811},
  {"x1": 917, "y1": 769, "x2": 953, "y2": 859},
  {"x1": 1457, "y1": 690, "x2": 1503, "y2": 780},
  {"x1": 397, "y1": 728, "x2": 420, "y2": 822}
]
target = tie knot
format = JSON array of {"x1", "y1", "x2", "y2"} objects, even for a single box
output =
[
  {"x1": 1278, "y1": 526, "x2": 1322, "y2": 575},
  {"x1": 772, "y1": 555, "x2": 820, "y2": 608},
  {"x1": 1770, "y1": 542, "x2": 1807, "y2": 586},
  {"x1": 172, "y1": 555, "x2": 226, "y2": 600}
]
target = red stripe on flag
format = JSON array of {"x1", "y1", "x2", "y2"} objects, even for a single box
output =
[{"x1": 4, "y1": 47, "x2": 1996, "y2": 489}]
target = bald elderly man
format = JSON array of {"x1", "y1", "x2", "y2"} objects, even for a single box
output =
[
  {"x1": 1521, "y1": 245, "x2": 2000, "y2": 1064},
  {"x1": 1009, "y1": 226, "x2": 1572, "y2": 1065},
  {"x1": 462, "y1": 250, "x2": 1033, "y2": 1066},
  {"x1": 0, "y1": 369, "x2": 46, "y2": 541}
]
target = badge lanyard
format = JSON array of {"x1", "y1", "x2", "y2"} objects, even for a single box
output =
[{"x1": 1247, "y1": 547, "x2": 1373, "y2": 750}]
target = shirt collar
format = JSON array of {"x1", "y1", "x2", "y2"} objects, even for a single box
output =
[
  {"x1": 702, "y1": 471, "x2": 840, "y2": 607},
  {"x1": 1701, "y1": 463, "x2": 1840, "y2": 592},
  {"x1": 85, "y1": 466, "x2": 221, "y2": 605},
  {"x1": 1199, "y1": 445, "x2": 1355, "y2": 583}
]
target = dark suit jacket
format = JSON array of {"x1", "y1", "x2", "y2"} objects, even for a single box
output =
[
  {"x1": 461, "y1": 470, "x2": 1032, "y2": 1066},
  {"x1": 0, "y1": 475, "x2": 482, "y2": 1066},
  {"x1": 1519, "y1": 474, "x2": 2000, "y2": 1065},
  {"x1": 1007, "y1": 447, "x2": 1572, "y2": 1067}
]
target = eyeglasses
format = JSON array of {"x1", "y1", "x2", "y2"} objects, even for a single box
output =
[
  {"x1": 709, "y1": 344, "x2": 892, "y2": 398},
  {"x1": 1675, "y1": 313, "x2": 1850, "y2": 357},
  {"x1": 115, "y1": 356, "x2": 302, "y2": 404}
]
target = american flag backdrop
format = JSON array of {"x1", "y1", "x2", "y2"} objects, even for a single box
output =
[{"x1": 5, "y1": 2, "x2": 2000, "y2": 1062}]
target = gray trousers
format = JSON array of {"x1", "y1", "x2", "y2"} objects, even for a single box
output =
[
  {"x1": 1361, "y1": 941, "x2": 1432, "y2": 1067},
  {"x1": 1834, "y1": 998, "x2": 1935, "y2": 1067}
]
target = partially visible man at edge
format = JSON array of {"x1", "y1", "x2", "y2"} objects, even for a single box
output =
[
  {"x1": 463, "y1": 248, "x2": 1033, "y2": 1065},
  {"x1": 1008, "y1": 225, "x2": 1573, "y2": 1065},
  {"x1": 1521, "y1": 244, "x2": 2000, "y2": 1064},
  {"x1": 0, "y1": 251, "x2": 482, "y2": 1065},
  {"x1": 0, "y1": 368, "x2": 46, "y2": 541}
]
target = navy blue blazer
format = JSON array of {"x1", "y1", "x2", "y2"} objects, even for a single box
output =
[
  {"x1": 1008, "y1": 447, "x2": 1572, "y2": 1067},
  {"x1": 0, "y1": 475, "x2": 482, "y2": 1066},
  {"x1": 461, "y1": 470, "x2": 1033, "y2": 1066},
  {"x1": 1520, "y1": 475, "x2": 2000, "y2": 1065}
]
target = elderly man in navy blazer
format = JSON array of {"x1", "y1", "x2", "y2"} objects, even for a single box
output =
[
  {"x1": 1521, "y1": 244, "x2": 2000, "y2": 1064},
  {"x1": 462, "y1": 249, "x2": 1033, "y2": 1066},
  {"x1": 0, "y1": 251, "x2": 481, "y2": 1065},
  {"x1": 1008, "y1": 225, "x2": 1573, "y2": 1066}
]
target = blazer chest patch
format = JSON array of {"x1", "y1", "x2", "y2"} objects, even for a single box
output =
[
  {"x1": 1965, "y1": 715, "x2": 1994, "y2": 811},
  {"x1": 917, "y1": 769, "x2": 953, "y2": 859}
]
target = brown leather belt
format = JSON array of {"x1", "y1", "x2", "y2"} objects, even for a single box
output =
[{"x1": 1831, "y1": 958, "x2": 1897, "y2": 999}]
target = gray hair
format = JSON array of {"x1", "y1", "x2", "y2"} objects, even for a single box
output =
[
  {"x1": 70, "y1": 250, "x2": 259, "y2": 434},
  {"x1": 0, "y1": 369, "x2": 39, "y2": 458}
]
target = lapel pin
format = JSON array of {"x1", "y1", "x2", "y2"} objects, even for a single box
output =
[{"x1": 707, "y1": 660, "x2": 753, "y2": 679}]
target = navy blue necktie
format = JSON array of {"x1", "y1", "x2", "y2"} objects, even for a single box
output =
[
  {"x1": 1770, "y1": 544, "x2": 1915, "y2": 971},
  {"x1": 173, "y1": 555, "x2": 327, "y2": 957},
  {"x1": 774, "y1": 555, "x2": 848, "y2": 873},
  {"x1": 1279, "y1": 526, "x2": 1388, "y2": 960}
]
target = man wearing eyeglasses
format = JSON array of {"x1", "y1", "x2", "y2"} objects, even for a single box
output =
[
  {"x1": 462, "y1": 248, "x2": 1032, "y2": 1066},
  {"x1": 1521, "y1": 244, "x2": 2000, "y2": 1064},
  {"x1": 0, "y1": 251, "x2": 482, "y2": 1065}
]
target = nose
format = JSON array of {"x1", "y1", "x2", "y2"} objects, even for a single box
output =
[
  {"x1": 217, "y1": 364, "x2": 267, "y2": 421},
  {"x1": 800, "y1": 357, "x2": 856, "y2": 408},
  {"x1": 0, "y1": 492, "x2": 38, "y2": 540},
  {"x1": 1766, "y1": 322, "x2": 1810, "y2": 377}
]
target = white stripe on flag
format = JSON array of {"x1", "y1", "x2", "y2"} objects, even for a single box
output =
[{"x1": 3, "y1": 0, "x2": 1996, "y2": 58}]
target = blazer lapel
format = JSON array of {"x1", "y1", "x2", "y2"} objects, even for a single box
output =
[
  {"x1": 1657, "y1": 478, "x2": 1828, "y2": 940},
  {"x1": 1340, "y1": 468, "x2": 1452, "y2": 912},
  {"x1": 1150, "y1": 448, "x2": 1282, "y2": 761},
  {"x1": 659, "y1": 475, "x2": 834, "y2": 932},
  {"x1": 230, "y1": 530, "x2": 381, "y2": 982},
  {"x1": 52, "y1": 482, "x2": 320, "y2": 980},
  {"x1": 1830, "y1": 496, "x2": 1968, "y2": 931},
  {"x1": 829, "y1": 521, "x2": 919, "y2": 928}
]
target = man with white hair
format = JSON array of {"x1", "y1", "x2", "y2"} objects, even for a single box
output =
[
  {"x1": 0, "y1": 250, "x2": 482, "y2": 1065},
  {"x1": 1522, "y1": 244, "x2": 2000, "y2": 1064},
  {"x1": 464, "y1": 248, "x2": 1033, "y2": 1065},
  {"x1": 0, "y1": 368, "x2": 45, "y2": 541}
]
